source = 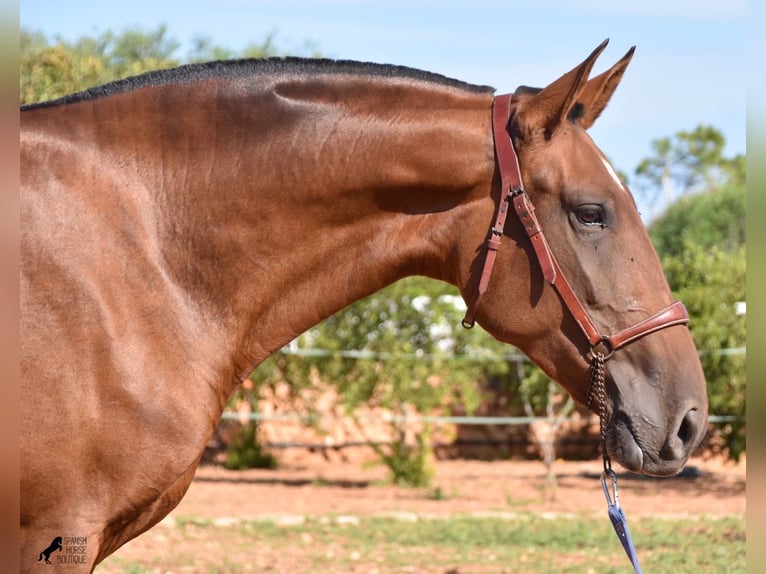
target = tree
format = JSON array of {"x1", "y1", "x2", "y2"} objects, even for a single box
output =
[
  {"x1": 636, "y1": 123, "x2": 746, "y2": 461},
  {"x1": 649, "y1": 184, "x2": 746, "y2": 460},
  {"x1": 517, "y1": 362, "x2": 574, "y2": 500},
  {"x1": 634, "y1": 125, "x2": 745, "y2": 215},
  {"x1": 187, "y1": 31, "x2": 300, "y2": 63},
  {"x1": 20, "y1": 26, "x2": 180, "y2": 104},
  {"x1": 650, "y1": 183, "x2": 745, "y2": 259},
  {"x1": 20, "y1": 25, "x2": 304, "y2": 105}
]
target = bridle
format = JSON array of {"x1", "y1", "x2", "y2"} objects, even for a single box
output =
[
  {"x1": 462, "y1": 93, "x2": 690, "y2": 421},
  {"x1": 462, "y1": 91, "x2": 670, "y2": 574}
]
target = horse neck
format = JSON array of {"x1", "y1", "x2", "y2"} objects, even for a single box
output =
[{"x1": 140, "y1": 77, "x2": 495, "y2": 380}]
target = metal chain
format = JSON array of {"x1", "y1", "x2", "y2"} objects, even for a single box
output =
[
  {"x1": 588, "y1": 354, "x2": 642, "y2": 573},
  {"x1": 586, "y1": 351, "x2": 611, "y2": 472}
]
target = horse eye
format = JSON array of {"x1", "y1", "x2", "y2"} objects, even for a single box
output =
[{"x1": 576, "y1": 206, "x2": 605, "y2": 227}]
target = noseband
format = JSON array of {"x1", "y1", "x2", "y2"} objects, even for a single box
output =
[{"x1": 462, "y1": 93, "x2": 689, "y2": 368}]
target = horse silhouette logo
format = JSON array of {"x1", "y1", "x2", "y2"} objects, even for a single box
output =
[{"x1": 38, "y1": 536, "x2": 63, "y2": 564}]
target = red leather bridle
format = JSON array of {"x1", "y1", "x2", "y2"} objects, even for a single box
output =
[
  {"x1": 462, "y1": 94, "x2": 690, "y2": 362},
  {"x1": 463, "y1": 94, "x2": 692, "y2": 555}
]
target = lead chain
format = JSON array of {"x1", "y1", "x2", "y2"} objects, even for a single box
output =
[
  {"x1": 588, "y1": 351, "x2": 643, "y2": 573},
  {"x1": 586, "y1": 351, "x2": 611, "y2": 471}
]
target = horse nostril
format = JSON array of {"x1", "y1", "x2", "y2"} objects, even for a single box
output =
[
  {"x1": 661, "y1": 407, "x2": 704, "y2": 461},
  {"x1": 678, "y1": 408, "x2": 697, "y2": 445}
]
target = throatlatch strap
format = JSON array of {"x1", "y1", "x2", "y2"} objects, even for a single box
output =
[{"x1": 462, "y1": 95, "x2": 516, "y2": 329}]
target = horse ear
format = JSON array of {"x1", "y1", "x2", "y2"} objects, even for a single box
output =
[
  {"x1": 575, "y1": 46, "x2": 635, "y2": 129},
  {"x1": 513, "y1": 39, "x2": 609, "y2": 138}
]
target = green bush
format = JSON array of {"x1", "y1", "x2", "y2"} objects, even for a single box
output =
[
  {"x1": 374, "y1": 430, "x2": 434, "y2": 487},
  {"x1": 224, "y1": 424, "x2": 277, "y2": 471}
]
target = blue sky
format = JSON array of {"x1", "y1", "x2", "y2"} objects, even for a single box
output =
[{"x1": 20, "y1": 0, "x2": 745, "y2": 220}]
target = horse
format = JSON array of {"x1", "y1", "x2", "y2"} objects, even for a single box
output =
[{"x1": 20, "y1": 40, "x2": 708, "y2": 571}]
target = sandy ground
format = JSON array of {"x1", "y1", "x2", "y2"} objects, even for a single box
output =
[{"x1": 160, "y1": 455, "x2": 746, "y2": 522}]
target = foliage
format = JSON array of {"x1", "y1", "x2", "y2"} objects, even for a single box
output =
[
  {"x1": 20, "y1": 26, "x2": 180, "y2": 104},
  {"x1": 223, "y1": 378, "x2": 278, "y2": 470},
  {"x1": 661, "y1": 242, "x2": 746, "y2": 459},
  {"x1": 20, "y1": 25, "x2": 309, "y2": 105},
  {"x1": 637, "y1": 122, "x2": 746, "y2": 461},
  {"x1": 372, "y1": 431, "x2": 434, "y2": 487},
  {"x1": 223, "y1": 423, "x2": 278, "y2": 470},
  {"x1": 518, "y1": 362, "x2": 575, "y2": 499},
  {"x1": 249, "y1": 277, "x2": 516, "y2": 486},
  {"x1": 187, "y1": 31, "x2": 321, "y2": 63},
  {"x1": 634, "y1": 124, "x2": 745, "y2": 210},
  {"x1": 650, "y1": 183, "x2": 745, "y2": 259},
  {"x1": 649, "y1": 184, "x2": 746, "y2": 460}
]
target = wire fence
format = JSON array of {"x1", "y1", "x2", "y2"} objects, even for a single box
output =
[
  {"x1": 218, "y1": 411, "x2": 743, "y2": 453},
  {"x1": 223, "y1": 345, "x2": 745, "y2": 451},
  {"x1": 220, "y1": 412, "x2": 743, "y2": 425},
  {"x1": 276, "y1": 345, "x2": 745, "y2": 362}
]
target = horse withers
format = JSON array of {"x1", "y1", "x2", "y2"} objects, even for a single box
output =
[{"x1": 20, "y1": 41, "x2": 708, "y2": 570}]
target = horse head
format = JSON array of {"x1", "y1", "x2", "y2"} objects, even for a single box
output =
[{"x1": 469, "y1": 41, "x2": 708, "y2": 476}]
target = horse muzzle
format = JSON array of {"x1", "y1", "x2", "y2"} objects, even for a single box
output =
[{"x1": 605, "y1": 400, "x2": 708, "y2": 477}]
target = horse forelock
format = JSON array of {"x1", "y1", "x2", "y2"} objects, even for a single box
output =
[{"x1": 21, "y1": 58, "x2": 496, "y2": 110}]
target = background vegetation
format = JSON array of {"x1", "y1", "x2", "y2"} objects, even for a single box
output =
[{"x1": 21, "y1": 25, "x2": 746, "y2": 481}]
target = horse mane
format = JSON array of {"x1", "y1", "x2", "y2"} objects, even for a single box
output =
[{"x1": 21, "y1": 58, "x2": 495, "y2": 110}]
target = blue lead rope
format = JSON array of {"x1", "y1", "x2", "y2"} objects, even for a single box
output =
[
  {"x1": 602, "y1": 469, "x2": 643, "y2": 574},
  {"x1": 589, "y1": 351, "x2": 643, "y2": 573}
]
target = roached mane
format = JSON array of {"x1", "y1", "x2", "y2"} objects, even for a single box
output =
[{"x1": 21, "y1": 57, "x2": 496, "y2": 110}]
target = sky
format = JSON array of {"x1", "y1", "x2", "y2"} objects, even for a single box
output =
[{"x1": 20, "y1": 0, "x2": 746, "y2": 221}]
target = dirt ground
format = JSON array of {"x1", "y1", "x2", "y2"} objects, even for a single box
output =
[
  {"x1": 101, "y1": 453, "x2": 746, "y2": 572},
  {"x1": 163, "y1": 455, "x2": 746, "y2": 521}
]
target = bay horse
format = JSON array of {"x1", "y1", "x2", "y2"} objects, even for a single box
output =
[{"x1": 20, "y1": 40, "x2": 708, "y2": 571}]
